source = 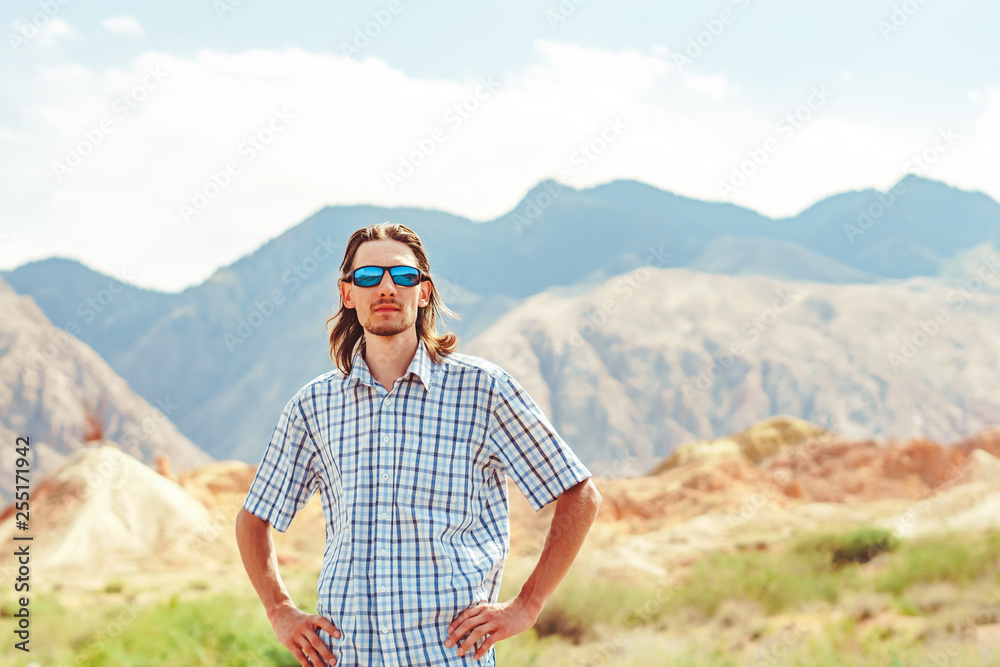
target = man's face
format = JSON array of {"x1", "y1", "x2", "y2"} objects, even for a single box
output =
[{"x1": 340, "y1": 239, "x2": 432, "y2": 338}]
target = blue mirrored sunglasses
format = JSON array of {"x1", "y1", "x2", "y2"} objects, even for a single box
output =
[{"x1": 344, "y1": 265, "x2": 427, "y2": 287}]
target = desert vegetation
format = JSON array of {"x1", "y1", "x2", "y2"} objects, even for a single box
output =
[{"x1": 3, "y1": 527, "x2": 997, "y2": 666}]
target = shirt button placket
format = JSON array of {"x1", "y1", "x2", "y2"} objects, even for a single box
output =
[{"x1": 376, "y1": 391, "x2": 397, "y2": 660}]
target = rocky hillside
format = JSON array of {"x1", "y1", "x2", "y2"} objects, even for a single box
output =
[
  {"x1": 0, "y1": 277, "x2": 211, "y2": 502},
  {"x1": 464, "y1": 269, "x2": 1000, "y2": 474},
  {"x1": 9, "y1": 417, "x2": 999, "y2": 588},
  {"x1": 0, "y1": 444, "x2": 231, "y2": 573}
]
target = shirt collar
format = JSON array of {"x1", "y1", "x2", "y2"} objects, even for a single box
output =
[{"x1": 347, "y1": 338, "x2": 435, "y2": 392}]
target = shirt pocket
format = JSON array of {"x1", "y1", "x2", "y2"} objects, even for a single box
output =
[{"x1": 396, "y1": 435, "x2": 473, "y2": 513}]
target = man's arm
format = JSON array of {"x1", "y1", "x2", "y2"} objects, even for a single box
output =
[
  {"x1": 443, "y1": 477, "x2": 602, "y2": 660},
  {"x1": 235, "y1": 507, "x2": 341, "y2": 667}
]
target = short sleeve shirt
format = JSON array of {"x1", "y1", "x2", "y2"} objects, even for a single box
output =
[{"x1": 242, "y1": 339, "x2": 592, "y2": 667}]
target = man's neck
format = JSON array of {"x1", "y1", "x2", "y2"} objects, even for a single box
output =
[{"x1": 363, "y1": 331, "x2": 419, "y2": 393}]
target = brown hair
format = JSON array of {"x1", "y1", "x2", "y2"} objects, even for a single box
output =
[{"x1": 326, "y1": 222, "x2": 459, "y2": 374}]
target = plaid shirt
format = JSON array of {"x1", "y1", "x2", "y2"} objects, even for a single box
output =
[{"x1": 242, "y1": 339, "x2": 592, "y2": 666}]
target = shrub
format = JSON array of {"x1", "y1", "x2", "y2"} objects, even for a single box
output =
[
  {"x1": 103, "y1": 579, "x2": 126, "y2": 594},
  {"x1": 832, "y1": 528, "x2": 899, "y2": 566},
  {"x1": 876, "y1": 530, "x2": 1000, "y2": 596},
  {"x1": 793, "y1": 527, "x2": 898, "y2": 567}
]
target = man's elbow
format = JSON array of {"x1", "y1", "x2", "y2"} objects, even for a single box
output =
[
  {"x1": 566, "y1": 478, "x2": 602, "y2": 521},
  {"x1": 235, "y1": 507, "x2": 268, "y2": 539},
  {"x1": 583, "y1": 478, "x2": 602, "y2": 519}
]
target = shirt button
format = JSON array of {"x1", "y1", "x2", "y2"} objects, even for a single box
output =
[
  {"x1": 379, "y1": 585, "x2": 387, "y2": 593},
  {"x1": 379, "y1": 548, "x2": 387, "y2": 556},
  {"x1": 382, "y1": 473, "x2": 389, "y2": 480},
  {"x1": 382, "y1": 435, "x2": 390, "y2": 443},
  {"x1": 380, "y1": 512, "x2": 388, "y2": 520},
  {"x1": 382, "y1": 626, "x2": 390, "y2": 634}
]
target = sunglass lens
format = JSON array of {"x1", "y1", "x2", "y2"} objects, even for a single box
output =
[
  {"x1": 353, "y1": 267, "x2": 383, "y2": 287},
  {"x1": 390, "y1": 267, "x2": 421, "y2": 286}
]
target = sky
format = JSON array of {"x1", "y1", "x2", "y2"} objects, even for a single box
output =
[{"x1": 1, "y1": 0, "x2": 998, "y2": 292}]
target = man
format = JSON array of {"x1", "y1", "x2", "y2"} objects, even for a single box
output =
[{"x1": 235, "y1": 222, "x2": 602, "y2": 666}]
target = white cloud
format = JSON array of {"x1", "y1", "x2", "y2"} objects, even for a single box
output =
[
  {"x1": 101, "y1": 16, "x2": 145, "y2": 37},
  {"x1": 14, "y1": 16, "x2": 77, "y2": 49},
  {"x1": 1, "y1": 42, "x2": 998, "y2": 291},
  {"x1": 681, "y1": 72, "x2": 734, "y2": 100},
  {"x1": 932, "y1": 86, "x2": 1000, "y2": 199}
]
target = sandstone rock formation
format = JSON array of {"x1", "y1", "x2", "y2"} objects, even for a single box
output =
[{"x1": 0, "y1": 444, "x2": 231, "y2": 574}]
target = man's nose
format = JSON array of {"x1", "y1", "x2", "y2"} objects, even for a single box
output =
[{"x1": 378, "y1": 271, "x2": 397, "y2": 295}]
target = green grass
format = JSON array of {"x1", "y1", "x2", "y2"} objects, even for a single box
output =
[
  {"x1": 0, "y1": 590, "x2": 312, "y2": 667},
  {"x1": 4, "y1": 528, "x2": 999, "y2": 666},
  {"x1": 658, "y1": 527, "x2": 899, "y2": 619},
  {"x1": 531, "y1": 570, "x2": 661, "y2": 641},
  {"x1": 508, "y1": 527, "x2": 1000, "y2": 636},
  {"x1": 492, "y1": 623, "x2": 995, "y2": 667},
  {"x1": 75, "y1": 592, "x2": 306, "y2": 667},
  {"x1": 668, "y1": 547, "x2": 847, "y2": 617},
  {"x1": 523, "y1": 533, "x2": 858, "y2": 636},
  {"x1": 876, "y1": 530, "x2": 1000, "y2": 595}
]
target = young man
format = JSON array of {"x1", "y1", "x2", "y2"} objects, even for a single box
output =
[{"x1": 235, "y1": 222, "x2": 601, "y2": 666}]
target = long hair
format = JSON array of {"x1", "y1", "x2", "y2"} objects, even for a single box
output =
[{"x1": 326, "y1": 222, "x2": 460, "y2": 375}]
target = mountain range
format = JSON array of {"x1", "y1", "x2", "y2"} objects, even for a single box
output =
[{"x1": 3, "y1": 175, "x2": 999, "y2": 468}]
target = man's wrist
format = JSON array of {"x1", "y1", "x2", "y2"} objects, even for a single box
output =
[
  {"x1": 514, "y1": 589, "x2": 545, "y2": 620},
  {"x1": 265, "y1": 598, "x2": 298, "y2": 622}
]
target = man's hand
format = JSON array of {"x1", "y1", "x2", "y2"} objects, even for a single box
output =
[
  {"x1": 237, "y1": 509, "x2": 339, "y2": 664},
  {"x1": 444, "y1": 596, "x2": 539, "y2": 661},
  {"x1": 442, "y1": 478, "x2": 601, "y2": 661},
  {"x1": 269, "y1": 602, "x2": 342, "y2": 667}
]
